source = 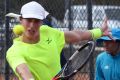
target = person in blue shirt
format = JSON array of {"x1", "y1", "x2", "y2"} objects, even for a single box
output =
[{"x1": 95, "y1": 28, "x2": 120, "y2": 80}]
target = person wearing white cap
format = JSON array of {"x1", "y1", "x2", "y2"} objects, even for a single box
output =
[{"x1": 6, "y1": 1, "x2": 112, "y2": 80}]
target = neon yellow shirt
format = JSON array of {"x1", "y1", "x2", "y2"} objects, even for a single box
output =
[{"x1": 6, "y1": 25, "x2": 65, "y2": 80}]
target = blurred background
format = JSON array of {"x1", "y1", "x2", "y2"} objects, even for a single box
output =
[{"x1": 0, "y1": 0, "x2": 120, "y2": 80}]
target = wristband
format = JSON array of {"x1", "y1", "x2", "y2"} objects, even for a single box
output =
[
  {"x1": 29, "y1": 78, "x2": 35, "y2": 80},
  {"x1": 89, "y1": 28, "x2": 103, "y2": 40}
]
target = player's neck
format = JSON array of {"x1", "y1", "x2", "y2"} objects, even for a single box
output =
[{"x1": 21, "y1": 32, "x2": 40, "y2": 44}]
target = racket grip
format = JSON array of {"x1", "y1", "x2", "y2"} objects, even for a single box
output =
[{"x1": 52, "y1": 77, "x2": 59, "y2": 80}]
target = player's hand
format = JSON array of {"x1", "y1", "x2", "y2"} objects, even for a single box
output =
[{"x1": 100, "y1": 17, "x2": 114, "y2": 40}]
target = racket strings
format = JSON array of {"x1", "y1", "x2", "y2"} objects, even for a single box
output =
[
  {"x1": 64, "y1": 46, "x2": 90, "y2": 77},
  {"x1": 53, "y1": 41, "x2": 95, "y2": 80}
]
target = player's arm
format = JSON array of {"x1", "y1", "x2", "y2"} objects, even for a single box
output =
[
  {"x1": 64, "y1": 30, "x2": 92, "y2": 43},
  {"x1": 6, "y1": 45, "x2": 34, "y2": 80},
  {"x1": 16, "y1": 63, "x2": 34, "y2": 80},
  {"x1": 64, "y1": 17, "x2": 111, "y2": 43}
]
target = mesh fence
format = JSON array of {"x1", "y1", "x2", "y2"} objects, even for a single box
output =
[{"x1": 0, "y1": 0, "x2": 120, "y2": 80}]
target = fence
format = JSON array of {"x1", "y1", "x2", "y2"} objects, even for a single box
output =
[{"x1": 0, "y1": 0, "x2": 120, "y2": 80}]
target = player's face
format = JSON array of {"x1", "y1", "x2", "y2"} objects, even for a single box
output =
[
  {"x1": 103, "y1": 41, "x2": 119, "y2": 55},
  {"x1": 20, "y1": 18, "x2": 42, "y2": 39}
]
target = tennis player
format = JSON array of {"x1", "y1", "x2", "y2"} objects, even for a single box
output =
[{"x1": 6, "y1": 1, "x2": 112, "y2": 80}]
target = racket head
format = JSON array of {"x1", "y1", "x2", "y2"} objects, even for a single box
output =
[{"x1": 52, "y1": 41, "x2": 95, "y2": 80}]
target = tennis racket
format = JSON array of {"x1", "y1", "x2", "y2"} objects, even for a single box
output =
[{"x1": 52, "y1": 41, "x2": 95, "y2": 80}]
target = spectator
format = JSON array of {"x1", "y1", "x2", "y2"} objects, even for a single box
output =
[{"x1": 95, "y1": 28, "x2": 120, "y2": 80}]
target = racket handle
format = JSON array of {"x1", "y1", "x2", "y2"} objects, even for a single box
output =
[{"x1": 52, "y1": 77, "x2": 59, "y2": 80}]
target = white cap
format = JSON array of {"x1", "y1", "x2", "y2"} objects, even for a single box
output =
[{"x1": 20, "y1": 1, "x2": 49, "y2": 20}]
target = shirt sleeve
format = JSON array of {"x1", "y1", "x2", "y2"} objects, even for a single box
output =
[
  {"x1": 95, "y1": 55, "x2": 105, "y2": 80},
  {"x1": 54, "y1": 30, "x2": 65, "y2": 54},
  {"x1": 6, "y1": 46, "x2": 26, "y2": 72}
]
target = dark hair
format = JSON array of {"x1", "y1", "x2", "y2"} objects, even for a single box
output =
[
  {"x1": 116, "y1": 40, "x2": 120, "y2": 42},
  {"x1": 102, "y1": 40, "x2": 120, "y2": 42},
  {"x1": 43, "y1": 14, "x2": 52, "y2": 27}
]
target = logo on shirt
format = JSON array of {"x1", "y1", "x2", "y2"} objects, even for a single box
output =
[
  {"x1": 46, "y1": 38, "x2": 52, "y2": 44},
  {"x1": 104, "y1": 65, "x2": 109, "y2": 69}
]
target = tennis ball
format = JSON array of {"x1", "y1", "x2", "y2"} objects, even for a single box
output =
[{"x1": 13, "y1": 24, "x2": 24, "y2": 35}]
